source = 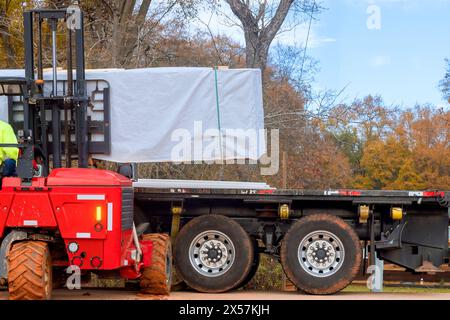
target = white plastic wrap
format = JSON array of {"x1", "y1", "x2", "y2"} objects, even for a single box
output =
[{"x1": 0, "y1": 68, "x2": 266, "y2": 163}]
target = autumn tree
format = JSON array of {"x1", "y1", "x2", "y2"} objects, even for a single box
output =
[
  {"x1": 351, "y1": 105, "x2": 449, "y2": 190},
  {"x1": 353, "y1": 136, "x2": 422, "y2": 190},
  {"x1": 0, "y1": 0, "x2": 26, "y2": 68},
  {"x1": 400, "y1": 106, "x2": 450, "y2": 190},
  {"x1": 84, "y1": 0, "x2": 199, "y2": 67}
]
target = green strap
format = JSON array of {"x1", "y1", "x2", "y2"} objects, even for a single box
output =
[{"x1": 214, "y1": 67, "x2": 223, "y2": 158}]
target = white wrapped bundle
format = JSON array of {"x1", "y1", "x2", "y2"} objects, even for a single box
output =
[{"x1": 0, "y1": 68, "x2": 266, "y2": 163}]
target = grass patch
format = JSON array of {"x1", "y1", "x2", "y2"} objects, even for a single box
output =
[
  {"x1": 344, "y1": 284, "x2": 450, "y2": 294},
  {"x1": 246, "y1": 254, "x2": 283, "y2": 291}
]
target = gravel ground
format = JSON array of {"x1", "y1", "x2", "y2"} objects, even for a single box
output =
[{"x1": 1, "y1": 288, "x2": 450, "y2": 300}]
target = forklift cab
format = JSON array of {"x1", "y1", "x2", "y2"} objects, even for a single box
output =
[
  {"x1": 0, "y1": 77, "x2": 41, "y2": 183},
  {"x1": 0, "y1": 77, "x2": 28, "y2": 182}
]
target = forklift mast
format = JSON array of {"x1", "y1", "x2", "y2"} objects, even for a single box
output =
[
  {"x1": 22, "y1": 8, "x2": 89, "y2": 174},
  {"x1": 0, "y1": 8, "x2": 112, "y2": 179}
]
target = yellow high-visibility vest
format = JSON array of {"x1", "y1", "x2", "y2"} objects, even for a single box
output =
[{"x1": 0, "y1": 121, "x2": 18, "y2": 164}]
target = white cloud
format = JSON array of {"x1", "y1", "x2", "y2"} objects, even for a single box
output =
[
  {"x1": 275, "y1": 23, "x2": 337, "y2": 48},
  {"x1": 370, "y1": 55, "x2": 391, "y2": 67}
]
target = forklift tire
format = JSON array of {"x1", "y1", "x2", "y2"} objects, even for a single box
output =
[
  {"x1": 8, "y1": 241, "x2": 52, "y2": 300},
  {"x1": 140, "y1": 234, "x2": 172, "y2": 295},
  {"x1": 281, "y1": 214, "x2": 362, "y2": 295},
  {"x1": 174, "y1": 215, "x2": 254, "y2": 293}
]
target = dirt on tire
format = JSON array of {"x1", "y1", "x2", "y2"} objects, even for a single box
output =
[
  {"x1": 140, "y1": 234, "x2": 172, "y2": 295},
  {"x1": 281, "y1": 214, "x2": 362, "y2": 295},
  {"x1": 8, "y1": 241, "x2": 52, "y2": 300},
  {"x1": 174, "y1": 215, "x2": 255, "y2": 293},
  {"x1": 240, "y1": 238, "x2": 260, "y2": 290}
]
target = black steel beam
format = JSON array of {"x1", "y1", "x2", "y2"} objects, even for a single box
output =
[
  {"x1": 23, "y1": 12, "x2": 34, "y2": 83},
  {"x1": 75, "y1": 13, "x2": 88, "y2": 168}
]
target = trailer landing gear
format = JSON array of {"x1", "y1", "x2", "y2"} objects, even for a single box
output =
[
  {"x1": 281, "y1": 214, "x2": 362, "y2": 295},
  {"x1": 8, "y1": 241, "x2": 52, "y2": 300}
]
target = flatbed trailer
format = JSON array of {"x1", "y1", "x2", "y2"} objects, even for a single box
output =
[{"x1": 133, "y1": 182, "x2": 450, "y2": 294}]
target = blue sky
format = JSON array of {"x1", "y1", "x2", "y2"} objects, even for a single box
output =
[
  {"x1": 196, "y1": 0, "x2": 450, "y2": 108},
  {"x1": 309, "y1": 0, "x2": 450, "y2": 108}
]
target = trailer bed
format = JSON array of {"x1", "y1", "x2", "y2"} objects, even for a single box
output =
[{"x1": 133, "y1": 180, "x2": 448, "y2": 206}]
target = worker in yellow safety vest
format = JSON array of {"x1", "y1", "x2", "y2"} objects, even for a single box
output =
[{"x1": 0, "y1": 120, "x2": 18, "y2": 177}]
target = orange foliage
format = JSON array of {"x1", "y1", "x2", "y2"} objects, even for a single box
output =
[{"x1": 354, "y1": 106, "x2": 450, "y2": 190}]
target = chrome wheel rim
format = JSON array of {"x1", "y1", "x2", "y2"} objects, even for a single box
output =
[
  {"x1": 298, "y1": 230, "x2": 345, "y2": 278},
  {"x1": 189, "y1": 230, "x2": 235, "y2": 278}
]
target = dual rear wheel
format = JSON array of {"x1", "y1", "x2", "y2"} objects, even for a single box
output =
[
  {"x1": 281, "y1": 214, "x2": 362, "y2": 294},
  {"x1": 174, "y1": 214, "x2": 361, "y2": 295},
  {"x1": 174, "y1": 215, "x2": 255, "y2": 293}
]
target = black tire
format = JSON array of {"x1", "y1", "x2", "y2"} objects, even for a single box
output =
[
  {"x1": 238, "y1": 238, "x2": 260, "y2": 289},
  {"x1": 281, "y1": 214, "x2": 362, "y2": 295},
  {"x1": 8, "y1": 241, "x2": 52, "y2": 300},
  {"x1": 52, "y1": 268, "x2": 68, "y2": 289},
  {"x1": 174, "y1": 215, "x2": 254, "y2": 293},
  {"x1": 171, "y1": 269, "x2": 188, "y2": 292}
]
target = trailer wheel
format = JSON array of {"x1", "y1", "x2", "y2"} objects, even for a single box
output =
[
  {"x1": 281, "y1": 214, "x2": 361, "y2": 295},
  {"x1": 174, "y1": 215, "x2": 254, "y2": 293},
  {"x1": 8, "y1": 241, "x2": 52, "y2": 300},
  {"x1": 140, "y1": 233, "x2": 172, "y2": 295},
  {"x1": 171, "y1": 269, "x2": 188, "y2": 292}
]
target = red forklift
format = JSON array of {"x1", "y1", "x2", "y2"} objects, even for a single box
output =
[{"x1": 0, "y1": 8, "x2": 172, "y2": 300}]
